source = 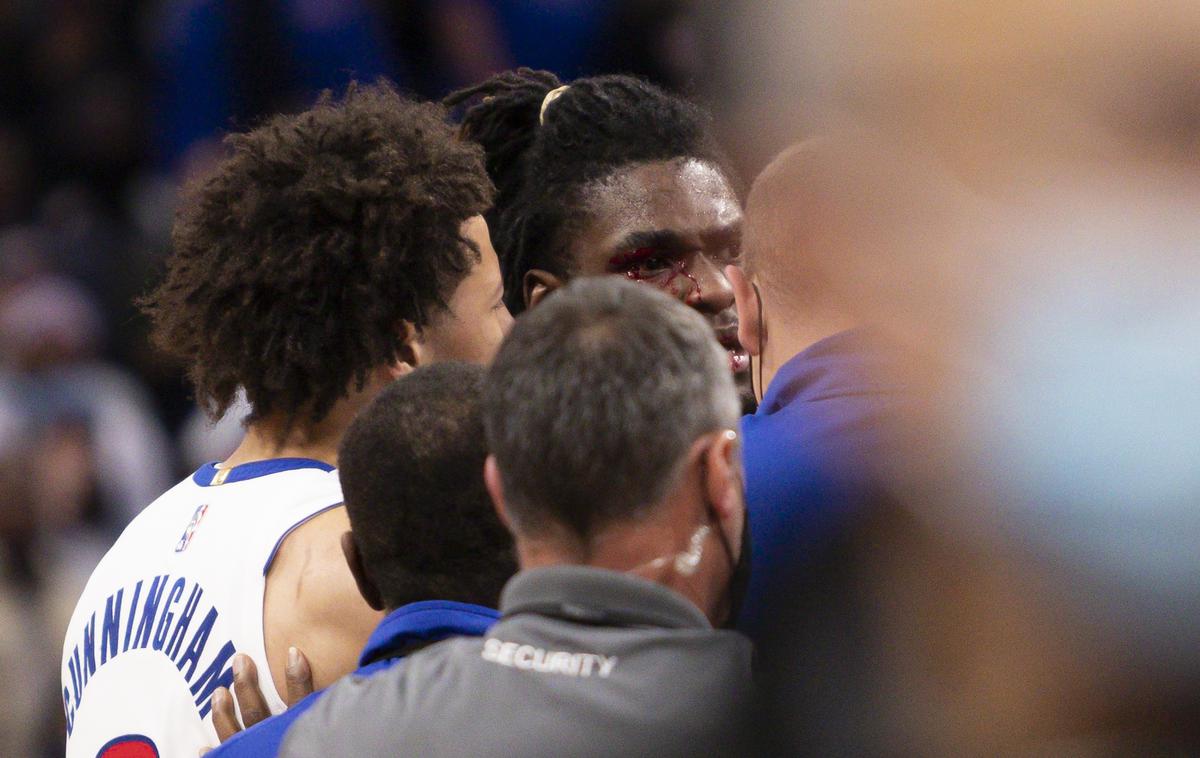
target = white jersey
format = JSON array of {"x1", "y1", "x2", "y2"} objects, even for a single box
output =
[{"x1": 60, "y1": 458, "x2": 342, "y2": 758}]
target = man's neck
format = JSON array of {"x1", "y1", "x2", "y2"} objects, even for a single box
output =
[
  {"x1": 221, "y1": 399, "x2": 365, "y2": 469},
  {"x1": 514, "y1": 516, "x2": 725, "y2": 625},
  {"x1": 222, "y1": 424, "x2": 339, "y2": 469},
  {"x1": 761, "y1": 297, "x2": 856, "y2": 396}
]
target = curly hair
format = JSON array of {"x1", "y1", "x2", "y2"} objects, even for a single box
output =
[
  {"x1": 141, "y1": 82, "x2": 494, "y2": 430},
  {"x1": 444, "y1": 68, "x2": 732, "y2": 314},
  {"x1": 339, "y1": 362, "x2": 516, "y2": 610}
]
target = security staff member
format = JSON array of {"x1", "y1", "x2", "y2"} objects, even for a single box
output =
[{"x1": 282, "y1": 278, "x2": 754, "y2": 757}]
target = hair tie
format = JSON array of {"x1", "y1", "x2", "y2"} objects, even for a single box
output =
[{"x1": 538, "y1": 85, "x2": 570, "y2": 126}]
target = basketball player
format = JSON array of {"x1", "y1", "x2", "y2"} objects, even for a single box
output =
[
  {"x1": 445, "y1": 69, "x2": 752, "y2": 402},
  {"x1": 59, "y1": 83, "x2": 509, "y2": 757}
]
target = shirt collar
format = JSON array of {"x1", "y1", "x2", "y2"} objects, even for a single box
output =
[
  {"x1": 191, "y1": 457, "x2": 334, "y2": 486},
  {"x1": 359, "y1": 600, "x2": 500, "y2": 667},
  {"x1": 499, "y1": 565, "x2": 711, "y2": 630},
  {"x1": 758, "y1": 327, "x2": 901, "y2": 415}
]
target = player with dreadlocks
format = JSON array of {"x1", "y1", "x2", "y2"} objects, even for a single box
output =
[{"x1": 445, "y1": 68, "x2": 752, "y2": 400}]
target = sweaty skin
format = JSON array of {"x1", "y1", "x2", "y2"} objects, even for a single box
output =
[{"x1": 539, "y1": 158, "x2": 752, "y2": 386}]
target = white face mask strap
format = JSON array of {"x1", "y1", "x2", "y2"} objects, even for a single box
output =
[
  {"x1": 626, "y1": 524, "x2": 711, "y2": 578},
  {"x1": 624, "y1": 431, "x2": 737, "y2": 579}
]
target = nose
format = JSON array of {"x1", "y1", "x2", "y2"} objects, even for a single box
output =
[{"x1": 684, "y1": 252, "x2": 736, "y2": 316}]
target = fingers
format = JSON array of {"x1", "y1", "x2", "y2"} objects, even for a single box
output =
[
  {"x1": 231, "y1": 653, "x2": 271, "y2": 730},
  {"x1": 211, "y1": 686, "x2": 239, "y2": 743},
  {"x1": 285, "y1": 646, "x2": 315, "y2": 706},
  {"x1": 212, "y1": 650, "x2": 308, "y2": 743}
]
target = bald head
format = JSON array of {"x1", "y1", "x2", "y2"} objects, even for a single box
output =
[
  {"x1": 744, "y1": 140, "x2": 836, "y2": 310},
  {"x1": 745, "y1": 134, "x2": 978, "y2": 323}
]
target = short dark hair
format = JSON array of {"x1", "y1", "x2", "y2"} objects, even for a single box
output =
[
  {"x1": 444, "y1": 68, "x2": 733, "y2": 314},
  {"x1": 482, "y1": 277, "x2": 740, "y2": 540},
  {"x1": 338, "y1": 362, "x2": 516, "y2": 610},
  {"x1": 141, "y1": 82, "x2": 495, "y2": 430}
]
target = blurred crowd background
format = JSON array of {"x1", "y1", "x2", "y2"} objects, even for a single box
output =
[{"x1": 4, "y1": 0, "x2": 1200, "y2": 755}]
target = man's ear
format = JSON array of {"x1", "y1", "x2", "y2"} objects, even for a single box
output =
[
  {"x1": 385, "y1": 321, "x2": 424, "y2": 379},
  {"x1": 524, "y1": 269, "x2": 564, "y2": 310},
  {"x1": 484, "y1": 455, "x2": 513, "y2": 532},
  {"x1": 725, "y1": 265, "x2": 763, "y2": 357},
  {"x1": 340, "y1": 530, "x2": 385, "y2": 611},
  {"x1": 701, "y1": 430, "x2": 744, "y2": 535}
]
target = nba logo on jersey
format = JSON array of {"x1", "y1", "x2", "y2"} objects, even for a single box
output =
[{"x1": 175, "y1": 504, "x2": 209, "y2": 553}]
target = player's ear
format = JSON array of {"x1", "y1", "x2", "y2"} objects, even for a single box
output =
[
  {"x1": 524, "y1": 269, "x2": 563, "y2": 310},
  {"x1": 726, "y1": 265, "x2": 763, "y2": 357},
  {"x1": 387, "y1": 321, "x2": 423, "y2": 378},
  {"x1": 483, "y1": 455, "x2": 512, "y2": 530},
  {"x1": 340, "y1": 530, "x2": 384, "y2": 611}
]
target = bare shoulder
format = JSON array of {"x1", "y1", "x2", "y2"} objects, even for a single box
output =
[{"x1": 263, "y1": 506, "x2": 384, "y2": 695}]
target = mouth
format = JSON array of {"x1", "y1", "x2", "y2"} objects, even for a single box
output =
[{"x1": 714, "y1": 325, "x2": 750, "y2": 375}]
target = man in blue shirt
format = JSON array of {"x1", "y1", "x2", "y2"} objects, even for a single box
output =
[
  {"x1": 726, "y1": 140, "x2": 918, "y2": 637},
  {"x1": 208, "y1": 362, "x2": 517, "y2": 756}
]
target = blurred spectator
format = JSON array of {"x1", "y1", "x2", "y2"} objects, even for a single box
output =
[
  {"x1": 592, "y1": 0, "x2": 705, "y2": 89},
  {"x1": 387, "y1": 0, "x2": 608, "y2": 97},
  {"x1": 0, "y1": 127, "x2": 34, "y2": 224},
  {"x1": 0, "y1": 274, "x2": 173, "y2": 756},
  {"x1": 151, "y1": 0, "x2": 394, "y2": 168},
  {"x1": 0, "y1": 276, "x2": 175, "y2": 665},
  {"x1": 177, "y1": 390, "x2": 249, "y2": 471}
]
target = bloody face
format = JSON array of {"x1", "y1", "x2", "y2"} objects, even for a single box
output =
[{"x1": 565, "y1": 158, "x2": 751, "y2": 384}]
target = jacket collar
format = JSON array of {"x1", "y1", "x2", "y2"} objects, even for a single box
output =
[
  {"x1": 359, "y1": 600, "x2": 500, "y2": 667},
  {"x1": 758, "y1": 327, "x2": 903, "y2": 415}
]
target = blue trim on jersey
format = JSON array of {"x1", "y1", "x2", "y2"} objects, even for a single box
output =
[
  {"x1": 261, "y1": 502, "x2": 344, "y2": 576},
  {"x1": 192, "y1": 458, "x2": 335, "y2": 487},
  {"x1": 208, "y1": 601, "x2": 498, "y2": 758}
]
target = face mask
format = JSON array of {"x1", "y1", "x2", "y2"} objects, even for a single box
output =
[
  {"x1": 625, "y1": 436, "x2": 752, "y2": 627},
  {"x1": 628, "y1": 505, "x2": 752, "y2": 629},
  {"x1": 722, "y1": 507, "x2": 752, "y2": 629},
  {"x1": 708, "y1": 495, "x2": 752, "y2": 630},
  {"x1": 701, "y1": 432, "x2": 753, "y2": 629}
]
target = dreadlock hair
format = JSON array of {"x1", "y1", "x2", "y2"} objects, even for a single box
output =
[
  {"x1": 141, "y1": 81, "x2": 494, "y2": 433},
  {"x1": 444, "y1": 68, "x2": 732, "y2": 314}
]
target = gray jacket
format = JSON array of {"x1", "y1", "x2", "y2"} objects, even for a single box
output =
[{"x1": 281, "y1": 566, "x2": 754, "y2": 757}]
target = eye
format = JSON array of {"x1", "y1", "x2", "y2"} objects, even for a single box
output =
[
  {"x1": 635, "y1": 255, "x2": 673, "y2": 273},
  {"x1": 609, "y1": 247, "x2": 678, "y2": 278}
]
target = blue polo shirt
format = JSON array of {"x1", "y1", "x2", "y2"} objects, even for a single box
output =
[
  {"x1": 739, "y1": 329, "x2": 908, "y2": 637},
  {"x1": 210, "y1": 600, "x2": 499, "y2": 757}
]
